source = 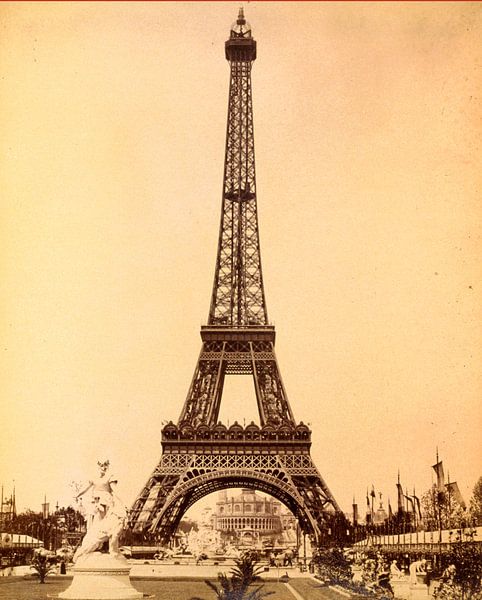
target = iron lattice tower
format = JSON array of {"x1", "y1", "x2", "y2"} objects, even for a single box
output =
[{"x1": 128, "y1": 9, "x2": 342, "y2": 546}]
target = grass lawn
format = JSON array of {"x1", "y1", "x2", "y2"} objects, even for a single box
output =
[
  {"x1": 288, "y1": 578, "x2": 347, "y2": 600},
  {"x1": 0, "y1": 578, "x2": 299, "y2": 600}
]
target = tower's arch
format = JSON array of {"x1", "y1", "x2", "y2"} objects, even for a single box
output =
[{"x1": 149, "y1": 470, "x2": 322, "y2": 544}]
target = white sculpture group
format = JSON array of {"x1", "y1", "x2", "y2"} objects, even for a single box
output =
[
  {"x1": 389, "y1": 558, "x2": 429, "y2": 600},
  {"x1": 60, "y1": 460, "x2": 143, "y2": 600},
  {"x1": 73, "y1": 460, "x2": 126, "y2": 563}
]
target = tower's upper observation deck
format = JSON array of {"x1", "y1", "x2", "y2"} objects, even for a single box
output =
[{"x1": 225, "y1": 7, "x2": 256, "y2": 62}]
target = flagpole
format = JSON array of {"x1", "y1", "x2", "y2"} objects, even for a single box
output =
[
  {"x1": 397, "y1": 470, "x2": 405, "y2": 544},
  {"x1": 0, "y1": 484, "x2": 3, "y2": 535},
  {"x1": 396, "y1": 472, "x2": 401, "y2": 549},
  {"x1": 412, "y1": 487, "x2": 417, "y2": 531},
  {"x1": 387, "y1": 498, "x2": 389, "y2": 546},
  {"x1": 388, "y1": 498, "x2": 393, "y2": 547},
  {"x1": 436, "y1": 449, "x2": 443, "y2": 550},
  {"x1": 447, "y1": 471, "x2": 452, "y2": 532},
  {"x1": 413, "y1": 487, "x2": 416, "y2": 539},
  {"x1": 413, "y1": 487, "x2": 419, "y2": 545},
  {"x1": 405, "y1": 488, "x2": 411, "y2": 547},
  {"x1": 397, "y1": 501, "x2": 400, "y2": 549},
  {"x1": 366, "y1": 487, "x2": 370, "y2": 545}
]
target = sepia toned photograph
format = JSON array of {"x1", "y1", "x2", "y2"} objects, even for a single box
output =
[{"x1": 1, "y1": 2, "x2": 481, "y2": 599}]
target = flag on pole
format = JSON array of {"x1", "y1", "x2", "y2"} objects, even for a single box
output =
[
  {"x1": 397, "y1": 482, "x2": 404, "y2": 512},
  {"x1": 446, "y1": 481, "x2": 466, "y2": 509},
  {"x1": 366, "y1": 489, "x2": 371, "y2": 524},
  {"x1": 352, "y1": 501, "x2": 359, "y2": 525},
  {"x1": 388, "y1": 499, "x2": 394, "y2": 520},
  {"x1": 412, "y1": 492, "x2": 422, "y2": 520},
  {"x1": 432, "y1": 460, "x2": 445, "y2": 492},
  {"x1": 11, "y1": 486, "x2": 16, "y2": 518},
  {"x1": 404, "y1": 494, "x2": 414, "y2": 513}
]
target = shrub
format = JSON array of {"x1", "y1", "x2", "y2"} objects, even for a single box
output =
[
  {"x1": 312, "y1": 547, "x2": 352, "y2": 584},
  {"x1": 30, "y1": 548, "x2": 58, "y2": 583},
  {"x1": 434, "y1": 543, "x2": 482, "y2": 600},
  {"x1": 192, "y1": 551, "x2": 273, "y2": 600}
]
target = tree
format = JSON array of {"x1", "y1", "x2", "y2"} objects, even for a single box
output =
[
  {"x1": 434, "y1": 542, "x2": 482, "y2": 600},
  {"x1": 421, "y1": 485, "x2": 466, "y2": 531},
  {"x1": 421, "y1": 485, "x2": 439, "y2": 530},
  {"x1": 12, "y1": 506, "x2": 85, "y2": 546},
  {"x1": 30, "y1": 548, "x2": 58, "y2": 583},
  {"x1": 469, "y1": 477, "x2": 482, "y2": 527}
]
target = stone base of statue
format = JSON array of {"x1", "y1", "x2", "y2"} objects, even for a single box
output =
[
  {"x1": 391, "y1": 578, "x2": 410, "y2": 599},
  {"x1": 58, "y1": 552, "x2": 143, "y2": 600},
  {"x1": 407, "y1": 582, "x2": 429, "y2": 599}
]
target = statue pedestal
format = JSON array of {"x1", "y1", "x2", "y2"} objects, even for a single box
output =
[
  {"x1": 408, "y1": 582, "x2": 430, "y2": 599},
  {"x1": 58, "y1": 552, "x2": 143, "y2": 600},
  {"x1": 391, "y1": 578, "x2": 410, "y2": 599}
]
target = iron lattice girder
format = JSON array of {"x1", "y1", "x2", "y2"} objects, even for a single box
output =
[
  {"x1": 209, "y1": 55, "x2": 267, "y2": 327},
  {"x1": 128, "y1": 423, "x2": 341, "y2": 545},
  {"x1": 128, "y1": 441, "x2": 339, "y2": 545},
  {"x1": 178, "y1": 331, "x2": 295, "y2": 428}
]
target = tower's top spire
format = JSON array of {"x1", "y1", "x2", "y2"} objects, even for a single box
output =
[{"x1": 230, "y1": 6, "x2": 252, "y2": 39}]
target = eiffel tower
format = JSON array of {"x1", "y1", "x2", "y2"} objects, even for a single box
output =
[{"x1": 128, "y1": 9, "x2": 342, "y2": 546}]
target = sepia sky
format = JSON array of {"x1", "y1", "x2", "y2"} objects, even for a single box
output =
[{"x1": 1, "y1": 2, "x2": 481, "y2": 518}]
